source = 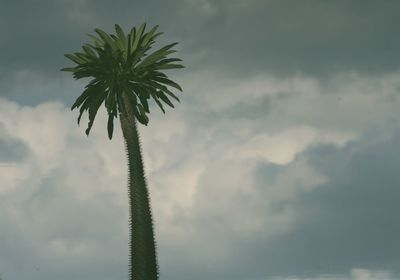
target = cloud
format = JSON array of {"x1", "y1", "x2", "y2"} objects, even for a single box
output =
[
  {"x1": 3, "y1": 0, "x2": 400, "y2": 106},
  {"x1": 235, "y1": 126, "x2": 355, "y2": 164},
  {"x1": 1, "y1": 68, "x2": 400, "y2": 279},
  {"x1": 0, "y1": 98, "x2": 128, "y2": 279},
  {"x1": 0, "y1": 124, "x2": 29, "y2": 164},
  {"x1": 1, "y1": 1, "x2": 400, "y2": 279},
  {"x1": 199, "y1": 0, "x2": 400, "y2": 77}
]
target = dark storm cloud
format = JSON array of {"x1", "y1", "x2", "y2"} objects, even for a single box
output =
[
  {"x1": 0, "y1": 0, "x2": 187, "y2": 77},
  {"x1": 1, "y1": 1, "x2": 76, "y2": 75},
  {"x1": 2, "y1": 0, "x2": 400, "y2": 101},
  {"x1": 0, "y1": 0, "x2": 185, "y2": 104},
  {"x1": 241, "y1": 129, "x2": 400, "y2": 279},
  {"x1": 202, "y1": 0, "x2": 400, "y2": 78}
]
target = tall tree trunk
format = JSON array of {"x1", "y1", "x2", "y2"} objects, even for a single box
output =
[{"x1": 119, "y1": 92, "x2": 159, "y2": 280}]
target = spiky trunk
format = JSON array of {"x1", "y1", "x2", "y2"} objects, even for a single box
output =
[{"x1": 119, "y1": 92, "x2": 159, "y2": 280}]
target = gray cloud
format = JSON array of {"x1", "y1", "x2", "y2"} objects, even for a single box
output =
[
  {"x1": 244, "y1": 129, "x2": 400, "y2": 279},
  {"x1": 210, "y1": 0, "x2": 400, "y2": 77},
  {"x1": 159, "y1": 130, "x2": 400, "y2": 280},
  {"x1": 0, "y1": 0, "x2": 186, "y2": 104},
  {"x1": 1, "y1": 70, "x2": 400, "y2": 279},
  {"x1": 2, "y1": 0, "x2": 400, "y2": 105},
  {"x1": 0, "y1": 166, "x2": 128, "y2": 280},
  {"x1": 1, "y1": 1, "x2": 400, "y2": 279}
]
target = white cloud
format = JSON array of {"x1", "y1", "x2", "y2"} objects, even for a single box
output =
[
  {"x1": 1, "y1": 69, "x2": 400, "y2": 279},
  {"x1": 0, "y1": 164, "x2": 18, "y2": 194},
  {"x1": 233, "y1": 125, "x2": 356, "y2": 165}
]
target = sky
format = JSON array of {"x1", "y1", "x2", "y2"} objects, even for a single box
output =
[{"x1": 1, "y1": 1, "x2": 400, "y2": 280}]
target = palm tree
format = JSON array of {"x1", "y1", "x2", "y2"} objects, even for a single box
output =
[{"x1": 61, "y1": 23, "x2": 184, "y2": 280}]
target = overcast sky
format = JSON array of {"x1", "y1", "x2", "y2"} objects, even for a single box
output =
[{"x1": 1, "y1": 1, "x2": 400, "y2": 280}]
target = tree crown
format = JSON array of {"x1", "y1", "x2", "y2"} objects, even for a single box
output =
[{"x1": 61, "y1": 23, "x2": 184, "y2": 139}]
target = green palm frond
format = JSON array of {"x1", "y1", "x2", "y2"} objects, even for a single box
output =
[{"x1": 61, "y1": 23, "x2": 184, "y2": 139}]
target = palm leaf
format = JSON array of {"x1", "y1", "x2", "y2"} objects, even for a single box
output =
[
  {"x1": 136, "y1": 103, "x2": 149, "y2": 125},
  {"x1": 87, "y1": 34, "x2": 104, "y2": 47},
  {"x1": 115, "y1": 24, "x2": 127, "y2": 46},
  {"x1": 149, "y1": 89, "x2": 165, "y2": 114},
  {"x1": 82, "y1": 45, "x2": 97, "y2": 59},
  {"x1": 60, "y1": 67, "x2": 76, "y2": 72},
  {"x1": 95, "y1": 28, "x2": 117, "y2": 51},
  {"x1": 85, "y1": 89, "x2": 107, "y2": 135},
  {"x1": 71, "y1": 80, "x2": 102, "y2": 110},
  {"x1": 106, "y1": 93, "x2": 118, "y2": 139},
  {"x1": 131, "y1": 23, "x2": 146, "y2": 53},
  {"x1": 151, "y1": 76, "x2": 183, "y2": 91},
  {"x1": 137, "y1": 43, "x2": 178, "y2": 69},
  {"x1": 157, "y1": 90, "x2": 174, "y2": 108},
  {"x1": 140, "y1": 25, "x2": 159, "y2": 48},
  {"x1": 145, "y1": 80, "x2": 181, "y2": 103},
  {"x1": 64, "y1": 53, "x2": 85, "y2": 64},
  {"x1": 157, "y1": 58, "x2": 183, "y2": 64},
  {"x1": 155, "y1": 63, "x2": 185, "y2": 70}
]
